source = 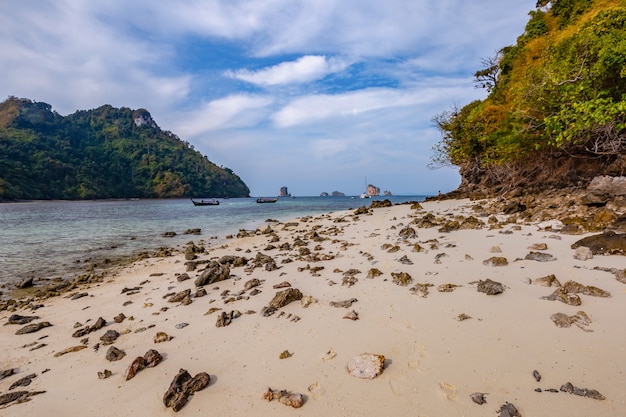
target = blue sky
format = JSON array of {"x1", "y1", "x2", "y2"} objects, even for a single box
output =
[{"x1": 0, "y1": 1, "x2": 536, "y2": 196}]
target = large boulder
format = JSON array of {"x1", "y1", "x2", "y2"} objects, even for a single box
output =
[
  {"x1": 571, "y1": 231, "x2": 626, "y2": 255},
  {"x1": 194, "y1": 261, "x2": 230, "y2": 287}
]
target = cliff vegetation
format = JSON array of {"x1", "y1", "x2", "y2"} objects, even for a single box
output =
[{"x1": 432, "y1": 0, "x2": 626, "y2": 196}]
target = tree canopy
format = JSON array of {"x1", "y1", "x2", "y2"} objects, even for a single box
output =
[{"x1": 0, "y1": 97, "x2": 250, "y2": 199}]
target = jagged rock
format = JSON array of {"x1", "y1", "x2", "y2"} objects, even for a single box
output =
[
  {"x1": 410, "y1": 283, "x2": 433, "y2": 298},
  {"x1": 9, "y1": 373, "x2": 36, "y2": 389},
  {"x1": 15, "y1": 321, "x2": 52, "y2": 335},
  {"x1": 125, "y1": 349, "x2": 163, "y2": 380},
  {"x1": 154, "y1": 332, "x2": 173, "y2": 343},
  {"x1": 342, "y1": 276, "x2": 358, "y2": 287},
  {"x1": 329, "y1": 298, "x2": 358, "y2": 308},
  {"x1": 587, "y1": 175, "x2": 626, "y2": 196},
  {"x1": 560, "y1": 382, "x2": 605, "y2": 400},
  {"x1": 100, "y1": 329, "x2": 120, "y2": 344},
  {"x1": 0, "y1": 368, "x2": 15, "y2": 381},
  {"x1": 113, "y1": 313, "x2": 126, "y2": 323},
  {"x1": 72, "y1": 317, "x2": 106, "y2": 338},
  {"x1": 17, "y1": 277, "x2": 34, "y2": 289},
  {"x1": 483, "y1": 256, "x2": 508, "y2": 267},
  {"x1": 5, "y1": 314, "x2": 39, "y2": 325},
  {"x1": 561, "y1": 280, "x2": 611, "y2": 297},
  {"x1": 261, "y1": 288, "x2": 303, "y2": 316},
  {"x1": 476, "y1": 279, "x2": 504, "y2": 295},
  {"x1": 106, "y1": 346, "x2": 126, "y2": 361},
  {"x1": 391, "y1": 272, "x2": 412, "y2": 286},
  {"x1": 437, "y1": 283, "x2": 458, "y2": 292},
  {"x1": 460, "y1": 216, "x2": 485, "y2": 229},
  {"x1": 354, "y1": 206, "x2": 369, "y2": 215},
  {"x1": 168, "y1": 289, "x2": 191, "y2": 303},
  {"x1": 177, "y1": 273, "x2": 191, "y2": 282},
  {"x1": 262, "y1": 387, "x2": 304, "y2": 408},
  {"x1": 301, "y1": 295, "x2": 317, "y2": 308},
  {"x1": 244, "y1": 278, "x2": 262, "y2": 291},
  {"x1": 438, "y1": 220, "x2": 460, "y2": 233},
  {"x1": 347, "y1": 353, "x2": 385, "y2": 379},
  {"x1": 550, "y1": 311, "x2": 592, "y2": 332},
  {"x1": 532, "y1": 274, "x2": 561, "y2": 287},
  {"x1": 54, "y1": 345, "x2": 87, "y2": 357},
  {"x1": 571, "y1": 231, "x2": 626, "y2": 255},
  {"x1": 470, "y1": 392, "x2": 487, "y2": 405},
  {"x1": 216, "y1": 311, "x2": 240, "y2": 327},
  {"x1": 163, "y1": 369, "x2": 211, "y2": 412},
  {"x1": 98, "y1": 369, "x2": 112, "y2": 379},
  {"x1": 343, "y1": 310, "x2": 359, "y2": 320},
  {"x1": 498, "y1": 402, "x2": 521, "y2": 417},
  {"x1": 533, "y1": 370, "x2": 542, "y2": 382},
  {"x1": 525, "y1": 251, "x2": 556, "y2": 262},
  {"x1": 366, "y1": 268, "x2": 383, "y2": 279},
  {"x1": 195, "y1": 261, "x2": 230, "y2": 287},
  {"x1": 542, "y1": 287, "x2": 582, "y2": 306},
  {"x1": 0, "y1": 390, "x2": 45, "y2": 406},
  {"x1": 399, "y1": 226, "x2": 417, "y2": 239}
]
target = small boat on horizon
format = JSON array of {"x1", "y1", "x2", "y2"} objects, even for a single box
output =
[
  {"x1": 256, "y1": 197, "x2": 278, "y2": 203},
  {"x1": 191, "y1": 198, "x2": 220, "y2": 206}
]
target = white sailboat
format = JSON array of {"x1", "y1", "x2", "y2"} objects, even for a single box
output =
[{"x1": 359, "y1": 177, "x2": 371, "y2": 198}]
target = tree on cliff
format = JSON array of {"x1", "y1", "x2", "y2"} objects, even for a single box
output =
[
  {"x1": 432, "y1": 0, "x2": 626, "y2": 194},
  {"x1": 0, "y1": 97, "x2": 251, "y2": 199}
]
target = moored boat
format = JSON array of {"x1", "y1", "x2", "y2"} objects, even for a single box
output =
[
  {"x1": 191, "y1": 198, "x2": 220, "y2": 206},
  {"x1": 256, "y1": 197, "x2": 278, "y2": 203}
]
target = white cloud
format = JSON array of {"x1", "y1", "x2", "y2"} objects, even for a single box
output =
[{"x1": 225, "y1": 55, "x2": 350, "y2": 86}]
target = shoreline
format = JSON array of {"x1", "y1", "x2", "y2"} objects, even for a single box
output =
[{"x1": 1, "y1": 198, "x2": 624, "y2": 416}]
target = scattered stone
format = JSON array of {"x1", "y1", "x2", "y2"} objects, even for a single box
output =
[
  {"x1": 273, "y1": 281, "x2": 291, "y2": 289},
  {"x1": 98, "y1": 369, "x2": 112, "y2": 379},
  {"x1": 175, "y1": 322, "x2": 189, "y2": 329},
  {"x1": 244, "y1": 278, "x2": 262, "y2": 291},
  {"x1": 322, "y1": 348, "x2": 337, "y2": 361},
  {"x1": 533, "y1": 370, "x2": 541, "y2": 382},
  {"x1": 15, "y1": 321, "x2": 52, "y2": 335},
  {"x1": 528, "y1": 243, "x2": 548, "y2": 250},
  {"x1": 105, "y1": 346, "x2": 126, "y2": 361},
  {"x1": 5, "y1": 314, "x2": 40, "y2": 325},
  {"x1": 525, "y1": 251, "x2": 556, "y2": 262},
  {"x1": 279, "y1": 350, "x2": 292, "y2": 359},
  {"x1": 168, "y1": 289, "x2": 192, "y2": 303},
  {"x1": 0, "y1": 368, "x2": 15, "y2": 381},
  {"x1": 562, "y1": 280, "x2": 611, "y2": 297},
  {"x1": 72, "y1": 317, "x2": 106, "y2": 338},
  {"x1": 195, "y1": 261, "x2": 230, "y2": 287},
  {"x1": 573, "y1": 246, "x2": 594, "y2": 261},
  {"x1": 456, "y1": 313, "x2": 472, "y2": 321},
  {"x1": 301, "y1": 295, "x2": 317, "y2": 308},
  {"x1": 260, "y1": 288, "x2": 303, "y2": 317},
  {"x1": 100, "y1": 329, "x2": 120, "y2": 344},
  {"x1": 410, "y1": 283, "x2": 433, "y2": 298},
  {"x1": 342, "y1": 275, "x2": 358, "y2": 287},
  {"x1": 154, "y1": 331, "x2": 173, "y2": 343},
  {"x1": 542, "y1": 288, "x2": 582, "y2": 306},
  {"x1": 560, "y1": 382, "x2": 605, "y2": 400},
  {"x1": 113, "y1": 313, "x2": 126, "y2": 323},
  {"x1": 470, "y1": 392, "x2": 487, "y2": 405},
  {"x1": 490, "y1": 245, "x2": 502, "y2": 253},
  {"x1": 125, "y1": 349, "x2": 163, "y2": 380},
  {"x1": 498, "y1": 402, "x2": 522, "y2": 417},
  {"x1": 550, "y1": 311, "x2": 593, "y2": 331},
  {"x1": 437, "y1": 283, "x2": 458, "y2": 292},
  {"x1": 163, "y1": 368, "x2": 211, "y2": 412},
  {"x1": 329, "y1": 298, "x2": 358, "y2": 308},
  {"x1": 70, "y1": 292, "x2": 88, "y2": 300},
  {"x1": 54, "y1": 345, "x2": 88, "y2": 357},
  {"x1": 347, "y1": 353, "x2": 385, "y2": 379},
  {"x1": 9, "y1": 373, "x2": 36, "y2": 390},
  {"x1": 483, "y1": 257, "x2": 508, "y2": 267},
  {"x1": 476, "y1": 279, "x2": 505, "y2": 295},
  {"x1": 343, "y1": 310, "x2": 359, "y2": 320},
  {"x1": 216, "y1": 311, "x2": 241, "y2": 327},
  {"x1": 398, "y1": 255, "x2": 413, "y2": 265},
  {"x1": 391, "y1": 272, "x2": 412, "y2": 286},
  {"x1": 263, "y1": 387, "x2": 304, "y2": 408},
  {"x1": 532, "y1": 274, "x2": 561, "y2": 287},
  {"x1": 366, "y1": 268, "x2": 383, "y2": 279},
  {"x1": 0, "y1": 390, "x2": 46, "y2": 406},
  {"x1": 399, "y1": 226, "x2": 417, "y2": 239}
]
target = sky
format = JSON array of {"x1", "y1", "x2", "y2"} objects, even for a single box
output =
[{"x1": 0, "y1": 1, "x2": 537, "y2": 197}]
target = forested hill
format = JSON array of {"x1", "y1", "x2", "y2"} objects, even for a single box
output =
[
  {"x1": 433, "y1": 0, "x2": 626, "y2": 196},
  {"x1": 0, "y1": 97, "x2": 250, "y2": 200}
]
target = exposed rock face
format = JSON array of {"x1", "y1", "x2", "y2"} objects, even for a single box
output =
[
  {"x1": 163, "y1": 369, "x2": 211, "y2": 412},
  {"x1": 194, "y1": 261, "x2": 230, "y2": 287}
]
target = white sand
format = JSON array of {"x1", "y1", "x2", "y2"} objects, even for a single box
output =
[{"x1": 1, "y1": 198, "x2": 625, "y2": 416}]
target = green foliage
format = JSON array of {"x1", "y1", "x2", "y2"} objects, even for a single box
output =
[
  {"x1": 0, "y1": 97, "x2": 251, "y2": 200},
  {"x1": 433, "y1": 0, "x2": 626, "y2": 170}
]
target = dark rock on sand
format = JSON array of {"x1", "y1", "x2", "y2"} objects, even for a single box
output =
[
  {"x1": 533, "y1": 370, "x2": 542, "y2": 382},
  {"x1": 542, "y1": 288, "x2": 582, "y2": 306},
  {"x1": 0, "y1": 368, "x2": 15, "y2": 381},
  {"x1": 525, "y1": 251, "x2": 556, "y2": 262},
  {"x1": 261, "y1": 288, "x2": 303, "y2": 317},
  {"x1": 9, "y1": 373, "x2": 37, "y2": 390},
  {"x1": 391, "y1": 272, "x2": 412, "y2": 286},
  {"x1": 476, "y1": 279, "x2": 505, "y2": 295},
  {"x1": 469, "y1": 392, "x2": 487, "y2": 405},
  {"x1": 125, "y1": 349, "x2": 163, "y2": 380},
  {"x1": 100, "y1": 329, "x2": 120, "y2": 344},
  {"x1": 571, "y1": 231, "x2": 626, "y2": 255},
  {"x1": 216, "y1": 311, "x2": 241, "y2": 327},
  {"x1": 106, "y1": 346, "x2": 126, "y2": 361},
  {"x1": 17, "y1": 277, "x2": 34, "y2": 289},
  {"x1": 550, "y1": 311, "x2": 592, "y2": 331},
  {"x1": 0, "y1": 390, "x2": 45, "y2": 406},
  {"x1": 354, "y1": 206, "x2": 369, "y2": 215},
  {"x1": 366, "y1": 268, "x2": 383, "y2": 279},
  {"x1": 483, "y1": 256, "x2": 508, "y2": 267},
  {"x1": 498, "y1": 402, "x2": 522, "y2": 417},
  {"x1": 560, "y1": 382, "x2": 605, "y2": 400},
  {"x1": 5, "y1": 314, "x2": 40, "y2": 325},
  {"x1": 168, "y1": 289, "x2": 192, "y2": 303},
  {"x1": 329, "y1": 298, "x2": 358, "y2": 308},
  {"x1": 561, "y1": 280, "x2": 611, "y2": 297},
  {"x1": 72, "y1": 317, "x2": 106, "y2": 338},
  {"x1": 195, "y1": 261, "x2": 230, "y2": 287},
  {"x1": 15, "y1": 321, "x2": 52, "y2": 335},
  {"x1": 399, "y1": 226, "x2": 417, "y2": 239},
  {"x1": 163, "y1": 368, "x2": 211, "y2": 412}
]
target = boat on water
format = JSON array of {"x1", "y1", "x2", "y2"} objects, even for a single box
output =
[
  {"x1": 191, "y1": 198, "x2": 220, "y2": 206},
  {"x1": 359, "y1": 193, "x2": 371, "y2": 199},
  {"x1": 256, "y1": 197, "x2": 278, "y2": 203}
]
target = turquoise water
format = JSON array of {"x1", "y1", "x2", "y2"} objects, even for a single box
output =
[{"x1": 0, "y1": 195, "x2": 426, "y2": 286}]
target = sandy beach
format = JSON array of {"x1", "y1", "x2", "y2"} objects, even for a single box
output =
[{"x1": 1, "y1": 198, "x2": 624, "y2": 416}]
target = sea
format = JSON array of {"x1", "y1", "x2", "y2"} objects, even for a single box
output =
[{"x1": 0, "y1": 195, "x2": 427, "y2": 289}]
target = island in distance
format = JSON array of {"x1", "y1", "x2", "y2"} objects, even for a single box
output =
[{"x1": 320, "y1": 191, "x2": 346, "y2": 197}]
